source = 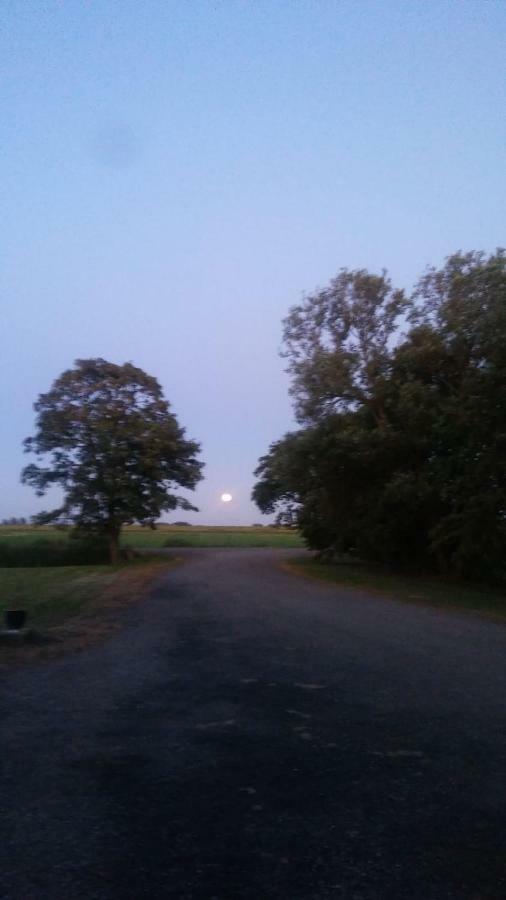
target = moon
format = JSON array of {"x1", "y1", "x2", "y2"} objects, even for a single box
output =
[{"x1": 221, "y1": 492, "x2": 232, "y2": 503}]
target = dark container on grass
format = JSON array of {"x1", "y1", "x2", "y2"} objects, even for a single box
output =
[{"x1": 5, "y1": 610, "x2": 27, "y2": 631}]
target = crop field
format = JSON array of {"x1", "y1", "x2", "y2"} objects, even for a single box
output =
[
  {"x1": 122, "y1": 525, "x2": 304, "y2": 549},
  {"x1": 0, "y1": 524, "x2": 304, "y2": 551}
]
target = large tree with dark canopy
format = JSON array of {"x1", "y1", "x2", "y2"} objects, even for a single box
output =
[
  {"x1": 253, "y1": 251, "x2": 506, "y2": 579},
  {"x1": 22, "y1": 358, "x2": 204, "y2": 562},
  {"x1": 282, "y1": 268, "x2": 407, "y2": 425}
]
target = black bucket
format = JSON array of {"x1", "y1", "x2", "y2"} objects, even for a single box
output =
[{"x1": 5, "y1": 610, "x2": 27, "y2": 631}]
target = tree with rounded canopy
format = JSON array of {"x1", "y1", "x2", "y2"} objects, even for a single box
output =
[{"x1": 22, "y1": 359, "x2": 204, "y2": 563}]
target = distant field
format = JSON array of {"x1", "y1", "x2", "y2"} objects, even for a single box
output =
[
  {"x1": 122, "y1": 525, "x2": 304, "y2": 549},
  {"x1": 0, "y1": 525, "x2": 304, "y2": 550}
]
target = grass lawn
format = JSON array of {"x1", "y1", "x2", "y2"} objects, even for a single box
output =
[
  {"x1": 0, "y1": 557, "x2": 174, "y2": 630},
  {"x1": 0, "y1": 565, "x2": 118, "y2": 626},
  {"x1": 286, "y1": 557, "x2": 506, "y2": 621}
]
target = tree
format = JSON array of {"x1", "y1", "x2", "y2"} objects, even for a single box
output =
[
  {"x1": 253, "y1": 251, "x2": 506, "y2": 579},
  {"x1": 402, "y1": 249, "x2": 506, "y2": 576},
  {"x1": 282, "y1": 268, "x2": 407, "y2": 425},
  {"x1": 255, "y1": 267, "x2": 416, "y2": 559},
  {"x1": 22, "y1": 358, "x2": 204, "y2": 563}
]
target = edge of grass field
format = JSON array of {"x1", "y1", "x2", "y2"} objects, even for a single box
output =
[
  {"x1": 282, "y1": 557, "x2": 506, "y2": 623},
  {"x1": 0, "y1": 555, "x2": 183, "y2": 666}
]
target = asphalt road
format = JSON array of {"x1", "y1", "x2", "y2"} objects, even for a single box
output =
[{"x1": 1, "y1": 549, "x2": 506, "y2": 900}]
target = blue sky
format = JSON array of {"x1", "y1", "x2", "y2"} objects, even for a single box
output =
[{"x1": 1, "y1": 0, "x2": 505, "y2": 524}]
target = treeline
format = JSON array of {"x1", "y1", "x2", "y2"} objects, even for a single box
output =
[
  {"x1": 1, "y1": 517, "x2": 28, "y2": 526},
  {"x1": 253, "y1": 251, "x2": 506, "y2": 580}
]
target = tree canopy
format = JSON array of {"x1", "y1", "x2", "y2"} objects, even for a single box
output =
[
  {"x1": 282, "y1": 268, "x2": 407, "y2": 425},
  {"x1": 253, "y1": 250, "x2": 506, "y2": 580},
  {"x1": 22, "y1": 358, "x2": 204, "y2": 562}
]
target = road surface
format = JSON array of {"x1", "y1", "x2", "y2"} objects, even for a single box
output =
[{"x1": 1, "y1": 549, "x2": 506, "y2": 899}]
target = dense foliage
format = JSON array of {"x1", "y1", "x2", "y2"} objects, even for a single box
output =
[
  {"x1": 253, "y1": 251, "x2": 506, "y2": 579},
  {"x1": 22, "y1": 359, "x2": 203, "y2": 562},
  {"x1": 0, "y1": 534, "x2": 110, "y2": 568}
]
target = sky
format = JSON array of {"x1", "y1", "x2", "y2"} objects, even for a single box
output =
[{"x1": 1, "y1": 0, "x2": 505, "y2": 525}]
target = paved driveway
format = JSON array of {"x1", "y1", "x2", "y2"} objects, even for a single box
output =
[{"x1": 1, "y1": 549, "x2": 505, "y2": 899}]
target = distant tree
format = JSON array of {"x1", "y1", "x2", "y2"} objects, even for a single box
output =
[
  {"x1": 22, "y1": 358, "x2": 204, "y2": 563},
  {"x1": 171, "y1": 521, "x2": 192, "y2": 526}
]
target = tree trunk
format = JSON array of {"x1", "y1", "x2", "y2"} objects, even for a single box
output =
[{"x1": 108, "y1": 527, "x2": 120, "y2": 565}]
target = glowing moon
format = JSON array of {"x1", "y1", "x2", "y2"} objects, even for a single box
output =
[{"x1": 221, "y1": 492, "x2": 232, "y2": 503}]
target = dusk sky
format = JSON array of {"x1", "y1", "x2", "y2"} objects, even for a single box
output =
[{"x1": 2, "y1": 0, "x2": 505, "y2": 524}]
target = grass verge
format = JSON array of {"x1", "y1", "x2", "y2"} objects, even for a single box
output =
[
  {"x1": 0, "y1": 565, "x2": 118, "y2": 625},
  {"x1": 284, "y1": 557, "x2": 506, "y2": 621},
  {"x1": 0, "y1": 556, "x2": 179, "y2": 665}
]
